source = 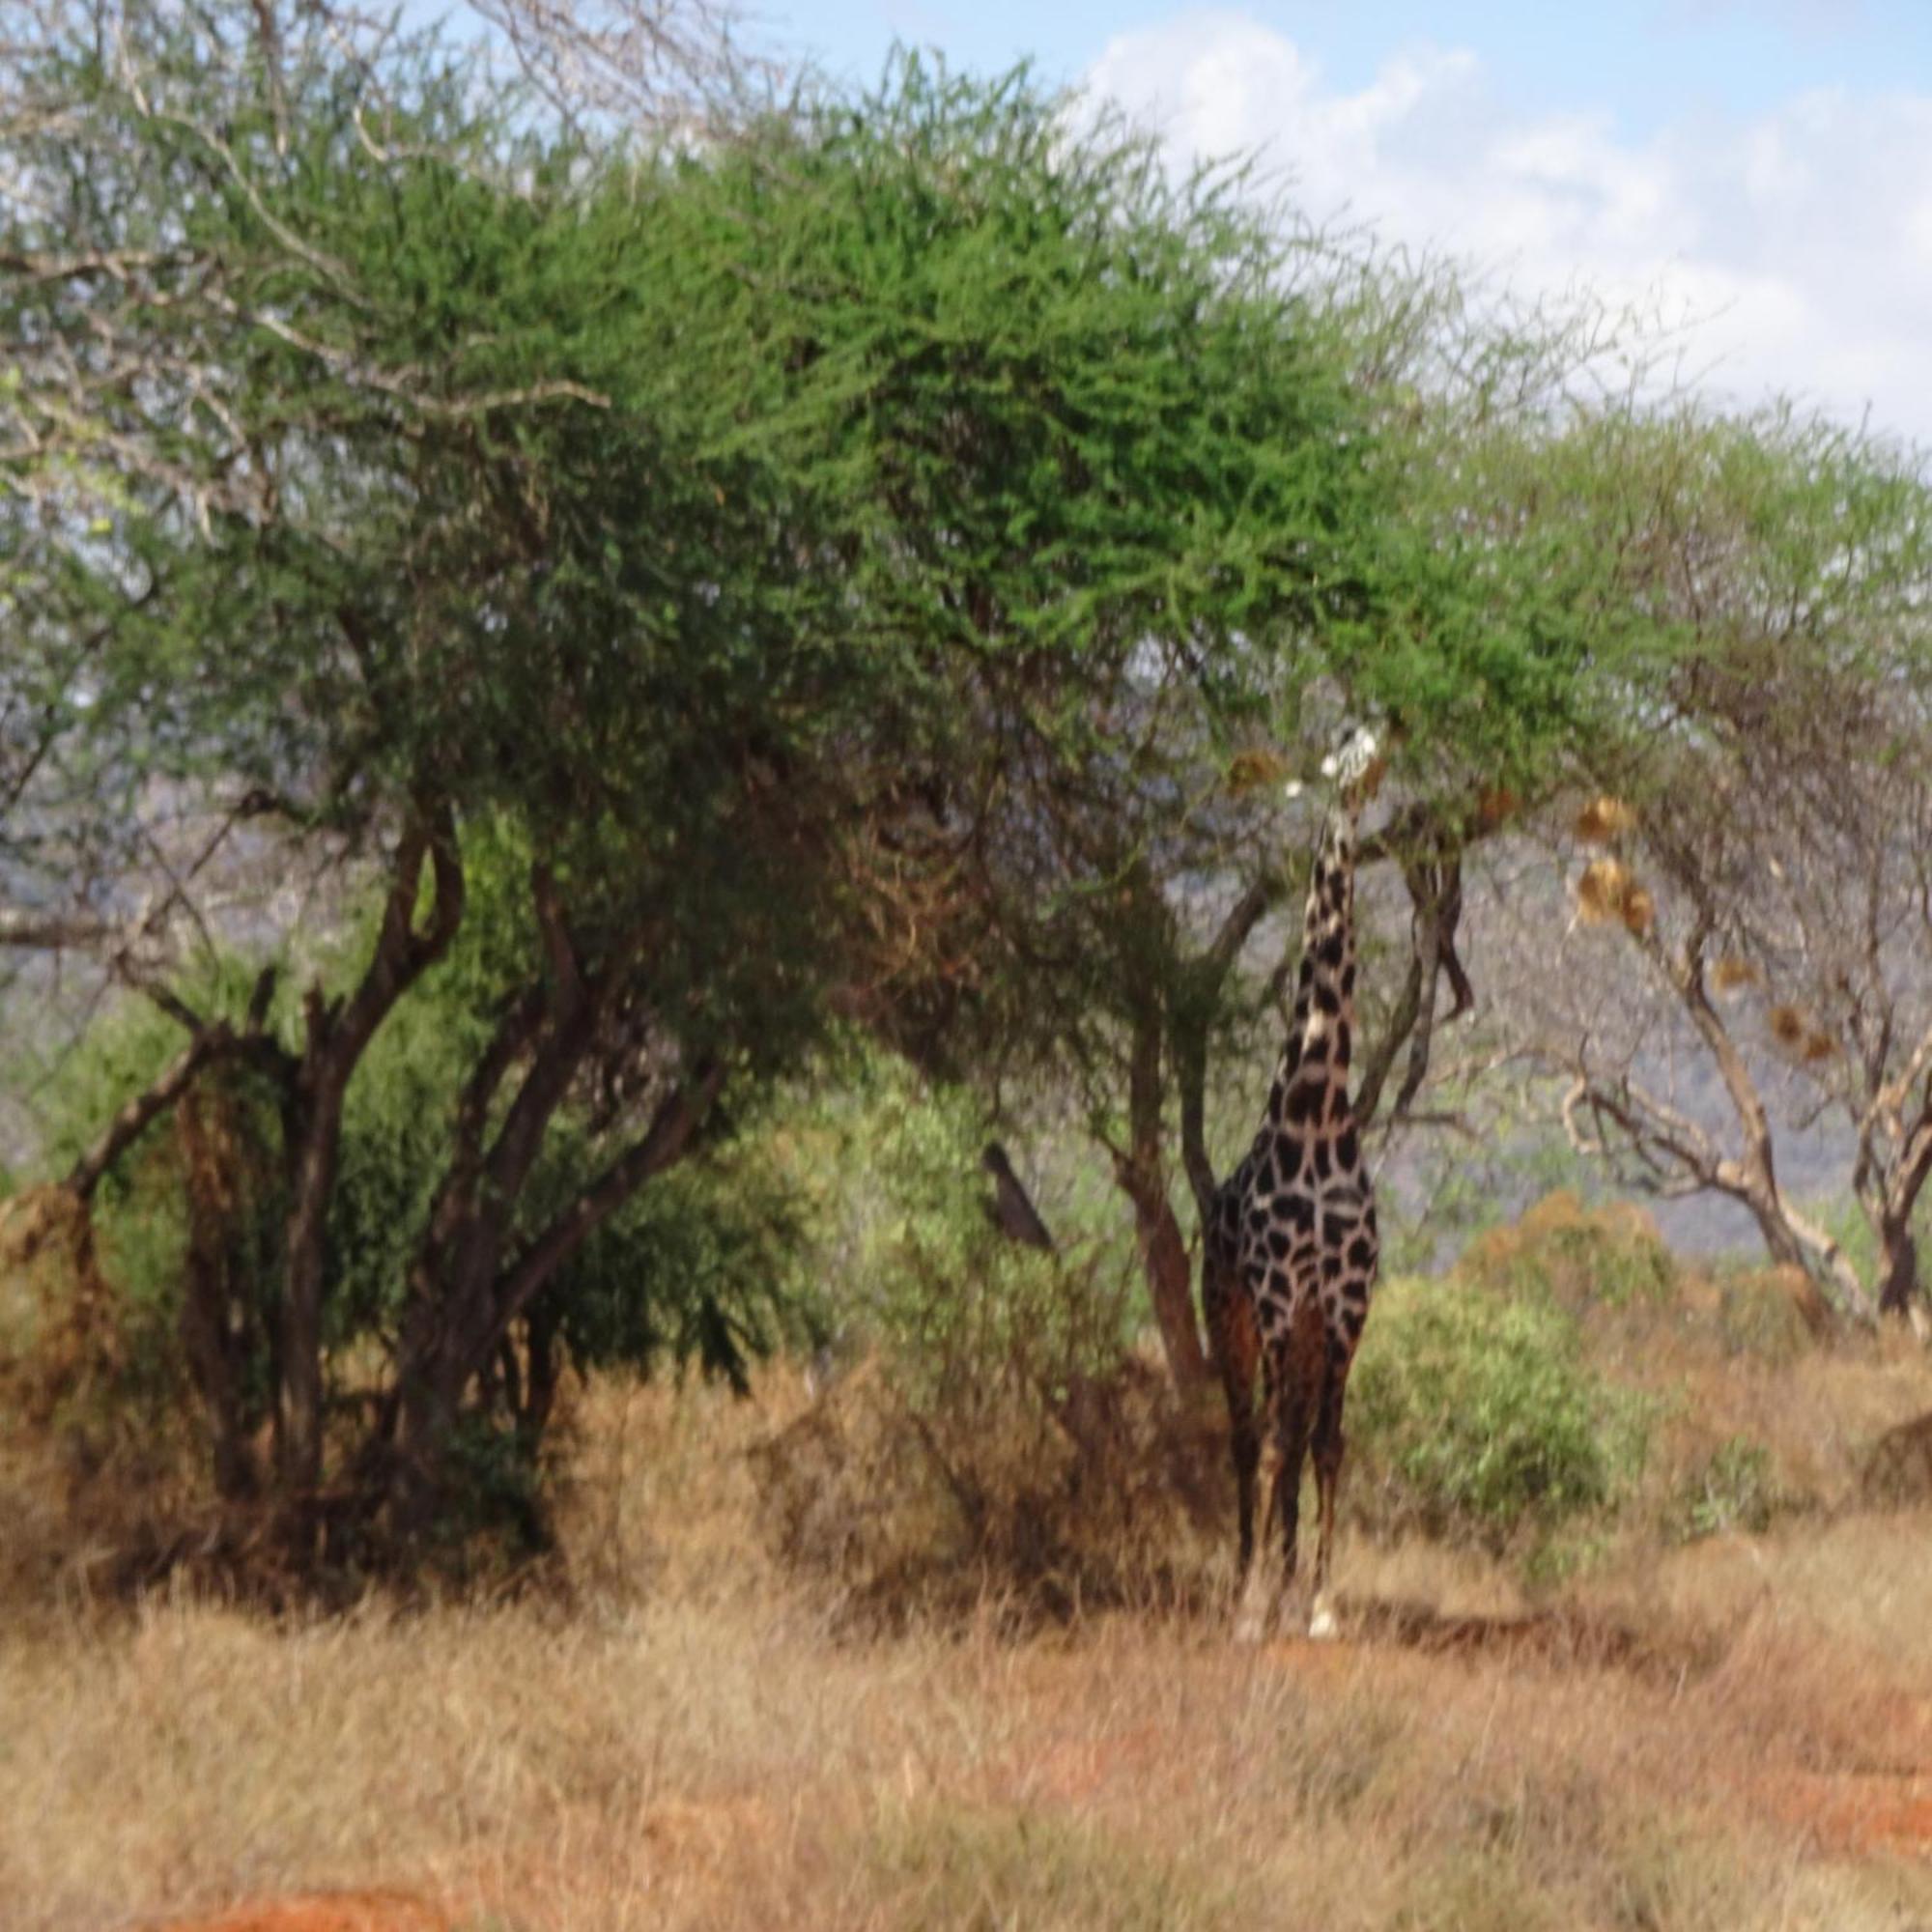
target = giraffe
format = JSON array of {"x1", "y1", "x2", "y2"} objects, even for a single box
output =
[{"x1": 1203, "y1": 725, "x2": 1383, "y2": 1643}]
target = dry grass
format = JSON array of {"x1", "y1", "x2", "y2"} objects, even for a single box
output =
[
  {"x1": 10, "y1": 1196, "x2": 1932, "y2": 1929},
  {"x1": 8, "y1": 1367, "x2": 1932, "y2": 1932}
]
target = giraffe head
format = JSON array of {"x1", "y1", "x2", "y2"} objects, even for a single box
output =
[
  {"x1": 1280, "y1": 723, "x2": 1390, "y2": 810},
  {"x1": 1321, "y1": 724, "x2": 1386, "y2": 811}
]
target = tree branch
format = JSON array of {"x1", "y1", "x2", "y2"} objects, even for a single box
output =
[{"x1": 490, "y1": 1057, "x2": 727, "y2": 1344}]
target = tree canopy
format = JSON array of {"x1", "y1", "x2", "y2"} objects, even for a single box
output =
[{"x1": 7, "y1": 0, "x2": 1928, "y2": 1575}]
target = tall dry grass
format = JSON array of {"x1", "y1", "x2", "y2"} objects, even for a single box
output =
[
  {"x1": 11, "y1": 1190, "x2": 1932, "y2": 1929},
  {"x1": 7, "y1": 1370, "x2": 1932, "y2": 1931}
]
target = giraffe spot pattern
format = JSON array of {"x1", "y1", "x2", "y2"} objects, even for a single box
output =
[{"x1": 1202, "y1": 789, "x2": 1379, "y2": 1615}]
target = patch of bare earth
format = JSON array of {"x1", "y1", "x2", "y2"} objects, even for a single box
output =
[{"x1": 143, "y1": 1893, "x2": 450, "y2": 1932}]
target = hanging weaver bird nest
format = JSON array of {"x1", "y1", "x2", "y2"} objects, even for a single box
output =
[
  {"x1": 1227, "y1": 747, "x2": 1292, "y2": 797},
  {"x1": 1766, "y1": 1006, "x2": 1837, "y2": 1063},
  {"x1": 1576, "y1": 857, "x2": 1651, "y2": 931},
  {"x1": 1574, "y1": 795, "x2": 1639, "y2": 845},
  {"x1": 1711, "y1": 956, "x2": 1759, "y2": 995},
  {"x1": 1477, "y1": 785, "x2": 1520, "y2": 829}
]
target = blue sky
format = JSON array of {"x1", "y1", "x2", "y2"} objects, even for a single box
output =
[
  {"x1": 754, "y1": 2, "x2": 1932, "y2": 443},
  {"x1": 786, "y1": 0, "x2": 1932, "y2": 130}
]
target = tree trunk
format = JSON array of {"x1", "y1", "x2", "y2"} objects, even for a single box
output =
[
  {"x1": 384, "y1": 1054, "x2": 724, "y2": 1544},
  {"x1": 521, "y1": 1305, "x2": 560, "y2": 1444},
  {"x1": 1115, "y1": 1153, "x2": 1207, "y2": 1395},
  {"x1": 1870, "y1": 1122, "x2": 1932, "y2": 1333},
  {"x1": 1116, "y1": 997, "x2": 1208, "y2": 1396},
  {"x1": 1878, "y1": 1216, "x2": 1919, "y2": 1319},
  {"x1": 275, "y1": 1039, "x2": 344, "y2": 1506},
  {"x1": 1776, "y1": 1193, "x2": 1875, "y2": 1324},
  {"x1": 1742, "y1": 1192, "x2": 1811, "y2": 1276},
  {"x1": 177, "y1": 1088, "x2": 261, "y2": 1504},
  {"x1": 273, "y1": 809, "x2": 463, "y2": 1545},
  {"x1": 1667, "y1": 933, "x2": 1878, "y2": 1325},
  {"x1": 1730, "y1": 1176, "x2": 1872, "y2": 1325}
]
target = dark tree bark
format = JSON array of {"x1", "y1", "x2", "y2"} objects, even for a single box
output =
[
  {"x1": 1880, "y1": 1220, "x2": 1922, "y2": 1319},
  {"x1": 274, "y1": 806, "x2": 463, "y2": 1524},
  {"x1": 384, "y1": 1056, "x2": 724, "y2": 1539},
  {"x1": 176, "y1": 1084, "x2": 264, "y2": 1504},
  {"x1": 1171, "y1": 873, "x2": 1276, "y2": 1233},
  {"x1": 377, "y1": 865, "x2": 724, "y2": 1539},
  {"x1": 1869, "y1": 1120, "x2": 1932, "y2": 1328},
  {"x1": 1114, "y1": 990, "x2": 1208, "y2": 1397}
]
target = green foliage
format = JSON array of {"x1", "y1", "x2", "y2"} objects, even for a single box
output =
[
  {"x1": 25, "y1": 914, "x2": 813, "y2": 1438},
  {"x1": 31, "y1": 965, "x2": 287, "y2": 1428},
  {"x1": 1668, "y1": 1435, "x2": 1780, "y2": 1544},
  {"x1": 526, "y1": 1134, "x2": 814, "y2": 1396},
  {"x1": 746, "y1": 1051, "x2": 1207, "y2": 1621},
  {"x1": 686, "y1": 57, "x2": 1374, "y2": 677},
  {"x1": 1349, "y1": 1275, "x2": 1648, "y2": 1555},
  {"x1": 23, "y1": 2, "x2": 1918, "y2": 1581},
  {"x1": 790, "y1": 1053, "x2": 1134, "y2": 1410}
]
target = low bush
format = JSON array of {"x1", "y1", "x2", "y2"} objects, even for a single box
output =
[
  {"x1": 1709, "y1": 1264, "x2": 1823, "y2": 1363},
  {"x1": 750, "y1": 1062, "x2": 1213, "y2": 1624},
  {"x1": 1668, "y1": 1435, "x2": 1781, "y2": 1543},
  {"x1": 1347, "y1": 1273, "x2": 1648, "y2": 1558}
]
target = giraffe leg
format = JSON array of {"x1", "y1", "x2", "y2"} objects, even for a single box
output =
[
  {"x1": 1232, "y1": 1402, "x2": 1261, "y2": 1582},
  {"x1": 1273, "y1": 1299, "x2": 1324, "y2": 1589},
  {"x1": 1308, "y1": 1344, "x2": 1353, "y2": 1641},
  {"x1": 1225, "y1": 1297, "x2": 1263, "y2": 1581},
  {"x1": 1204, "y1": 1255, "x2": 1262, "y2": 1581},
  {"x1": 1233, "y1": 1423, "x2": 1285, "y2": 1647},
  {"x1": 1235, "y1": 1308, "x2": 1321, "y2": 1644}
]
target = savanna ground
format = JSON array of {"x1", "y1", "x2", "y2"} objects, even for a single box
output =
[{"x1": 8, "y1": 1202, "x2": 1932, "y2": 1932}]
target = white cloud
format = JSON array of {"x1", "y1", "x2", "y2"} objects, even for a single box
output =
[{"x1": 1086, "y1": 11, "x2": 1932, "y2": 444}]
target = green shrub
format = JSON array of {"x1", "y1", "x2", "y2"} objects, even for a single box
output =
[
  {"x1": 781, "y1": 1055, "x2": 1138, "y2": 1409},
  {"x1": 1348, "y1": 1275, "x2": 1647, "y2": 1555},
  {"x1": 750, "y1": 1056, "x2": 1203, "y2": 1622},
  {"x1": 1668, "y1": 1435, "x2": 1779, "y2": 1542},
  {"x1": 26, "y1": 962, "x2": 287, "y2": 1444},
  {"x1": 18, "y1": 917, "x2": 815, "y2": 1562}
]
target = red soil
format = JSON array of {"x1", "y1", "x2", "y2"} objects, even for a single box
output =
[{"x1": 143, "y1": 1890, "x2": 450, "y2": 1932}]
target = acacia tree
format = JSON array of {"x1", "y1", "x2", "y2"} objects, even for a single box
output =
[
  {"x1": 4, "y1": 24, "x2": 1494, "y2": 1552},
  {"x1": 769, "y1": 188, "x2": 1692, "y2": 1391},
  {"x1": 0, "y1": 0, "x2": 838, "y2": 1547},
  {"x1": 1493, "y1": 408, "x2": 1932, "y2": 1324},
  {"x1": 626, "y1": 61, "x2": 1399, "y2": 1396},
  {"x1": 17, "y1": 2, "x2": 1875, "y2": 1577}
]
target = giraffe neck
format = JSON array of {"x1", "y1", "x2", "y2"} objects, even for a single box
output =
[{"x1": 1264, "y1": 806, "x2": 1358, "y2": 1133}]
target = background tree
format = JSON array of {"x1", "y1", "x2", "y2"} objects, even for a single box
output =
[{"x1": 1489, "y1": 408, "x2": 1932, "y2": 1324}]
